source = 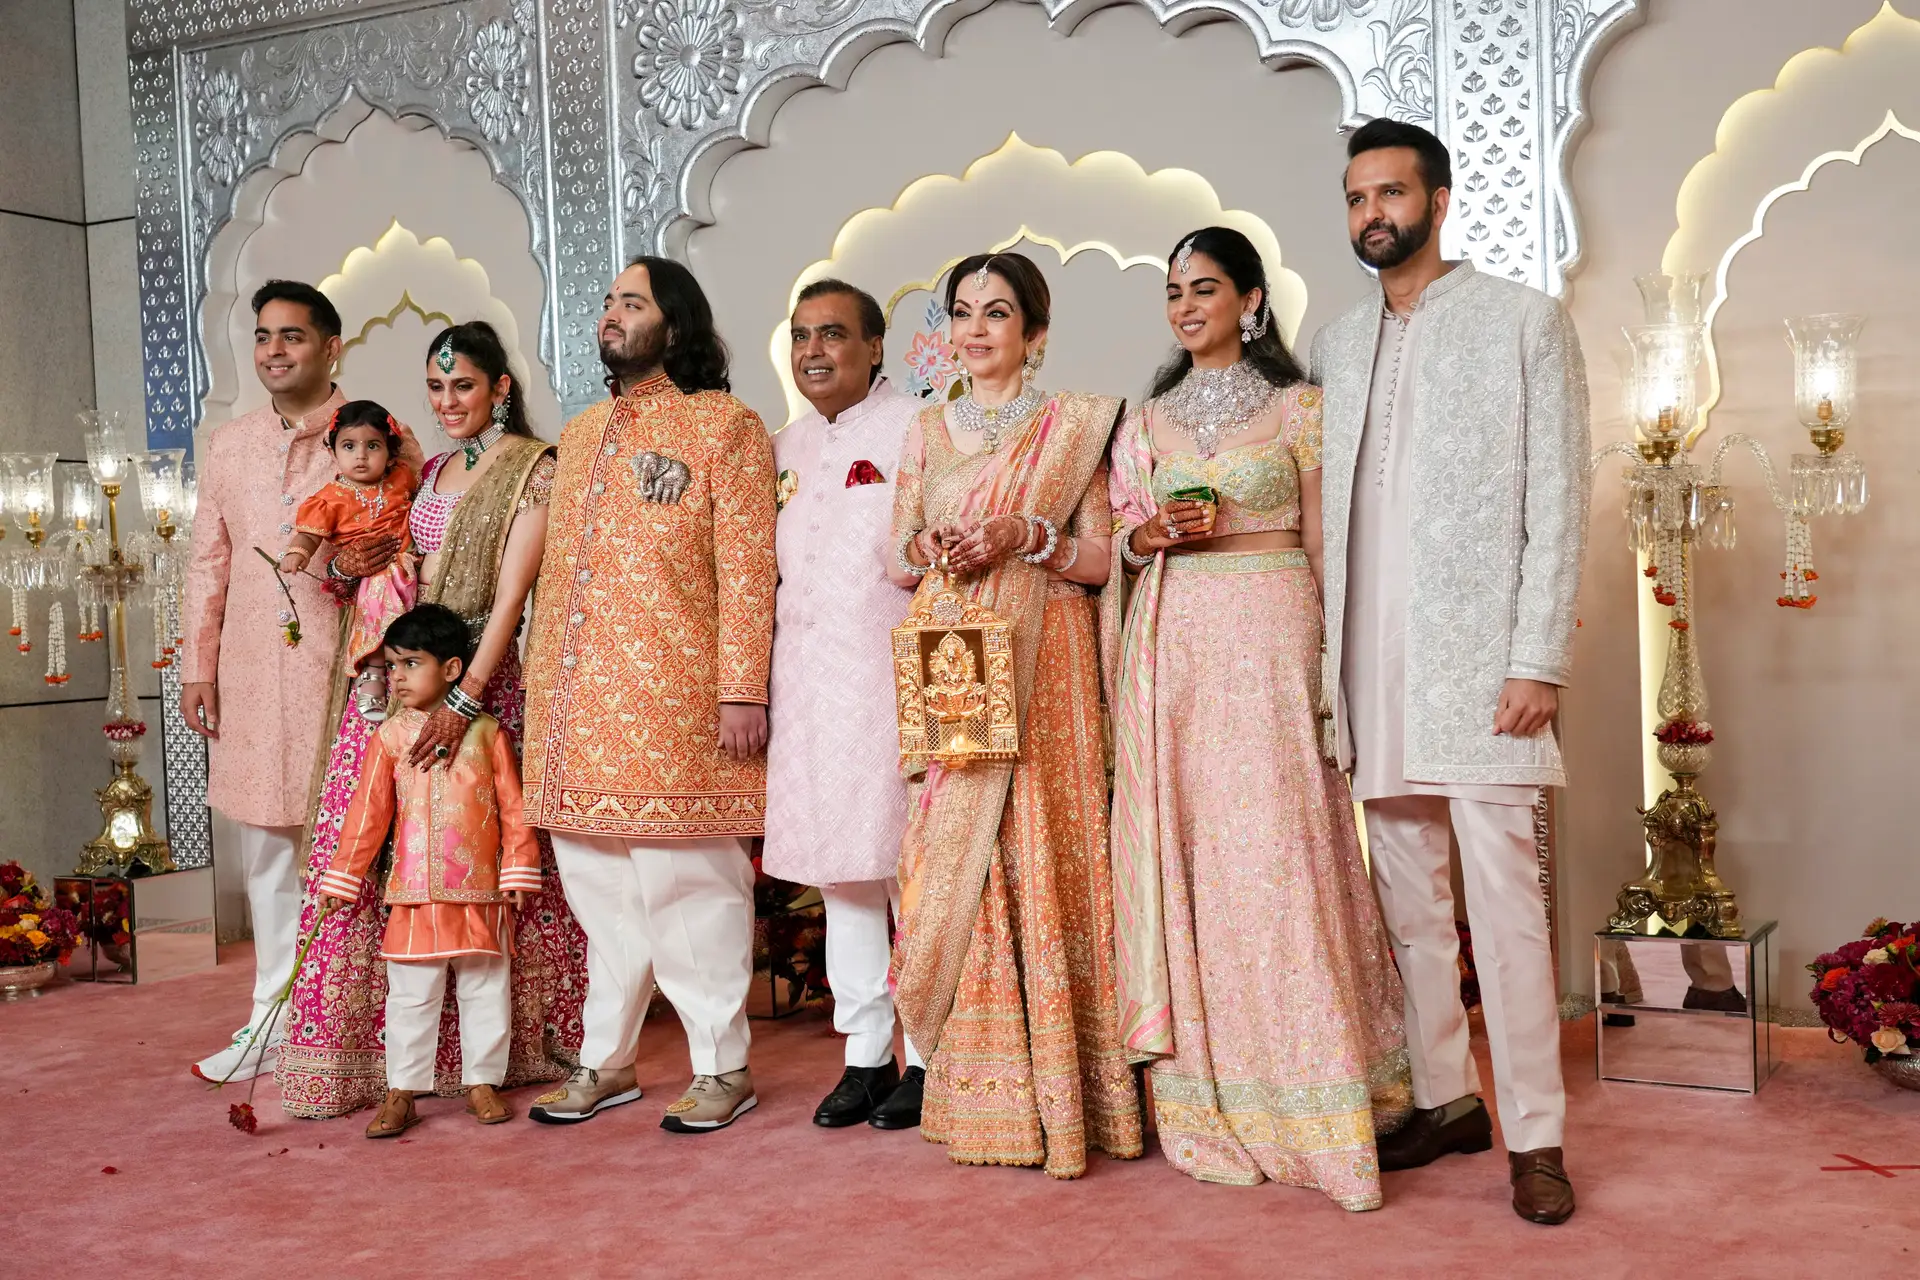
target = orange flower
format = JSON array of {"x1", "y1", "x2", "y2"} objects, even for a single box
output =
[{"x1": 1820, "y1": 967, "x2": 1849, "y2": 991}]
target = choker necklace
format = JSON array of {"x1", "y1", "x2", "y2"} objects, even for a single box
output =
[
  {"x1": 951, "y1": 383, "x2": 1045, "y2": 453},
  {"x1": 1158, "y1": 361, "x2": 1277, "y2": 458},
  {"x1": 462, "y1": 424, "x2": 506, "y2": 470}
]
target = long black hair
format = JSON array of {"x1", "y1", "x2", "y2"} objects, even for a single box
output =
[
  {"x1": 1148, "y1": 227, "x2": 1307, "y2": 401},
  {"x1": 624, "y1": 255, "x2": 731, "y2": 396},
  {"x1": 425, "y1": 321, "x2": 536, "y2": 437}
]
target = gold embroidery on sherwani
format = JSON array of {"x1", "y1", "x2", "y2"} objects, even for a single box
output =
[{"x1": 521, "y1": 375, "x2": 777, "y2": 838}]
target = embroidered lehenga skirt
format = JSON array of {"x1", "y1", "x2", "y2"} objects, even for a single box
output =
[
  {"x1": 917, "y1": 587, "x2": 1144, "y2": 1178},
  {"x1": 1145, "y1": 550, "x2": 1411, "y2": 1210}
]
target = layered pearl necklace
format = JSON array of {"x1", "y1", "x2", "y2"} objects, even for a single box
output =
[
  {"x1": 1158, "y1": 360, "x2": 1277, "y2": 459},
  {"x1": 950, "y1": 383, "x2": 1045, "y2": 453}
]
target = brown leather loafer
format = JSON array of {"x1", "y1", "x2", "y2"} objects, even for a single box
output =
[
  {"x1": 466, "y1": 1083, "x2": 512, "y2": 1125},
  {"x1": 365, "y1": 1089, "x2": 420, "y2": 1139},
  {"x1": 1510, "y1": 1147, "x2": 1576, "y2": 1224},
  {"x1": 1376, "y1": 1098, "x2": 1494, "y2": 1171}
]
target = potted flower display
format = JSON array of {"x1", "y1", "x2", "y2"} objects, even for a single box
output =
[
  {"x1": 0, "y1": 861, "x2": 82, "y2": 995},
  {"x1": 1808, "y1": 918, "x2": 1920, "y2": 1091}
]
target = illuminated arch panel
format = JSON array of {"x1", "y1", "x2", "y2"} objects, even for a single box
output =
[{"x1": 767, "y1": 134, "x2": 1301, "y2": 424}]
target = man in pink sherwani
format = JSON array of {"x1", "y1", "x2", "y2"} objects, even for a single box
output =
[
  {"x1": 180, "y1": 280, "x2": 421, "y2": 1083},
  {"x1": 762, "y1": 281, "x2": 923, "y2": 1129}
]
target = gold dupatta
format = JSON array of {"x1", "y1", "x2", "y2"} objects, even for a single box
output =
[{"x1": 892, "y1": 391, "x2": 1123, "y2": 1058}]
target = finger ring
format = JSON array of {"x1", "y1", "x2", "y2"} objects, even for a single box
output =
[{"x1": 434, "y1": 744, "x2": 449, "y2": 759}]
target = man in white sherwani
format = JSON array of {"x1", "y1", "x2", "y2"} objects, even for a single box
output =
[
  {"x1": 763, "y1": 280, "x2": 925, "y2": 1130},
  {"x1": 1312, "y1": 120, "x2": 1591, "y2": 1226}
]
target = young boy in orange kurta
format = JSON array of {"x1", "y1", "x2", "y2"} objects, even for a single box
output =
[{"x1": 320, "y1": 603, "x2": 540, "y2": 1138}]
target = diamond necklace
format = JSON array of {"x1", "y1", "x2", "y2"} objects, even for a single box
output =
[
  {"x1": 950, "y1": 383, "x2": 1045, "y2": 453},
  {"x1": 1157, "y1": 361, "x2": 1277, "y2": 458},
  {"x1": 462, "y1": 424, "x2": 506, "y2": 470}
]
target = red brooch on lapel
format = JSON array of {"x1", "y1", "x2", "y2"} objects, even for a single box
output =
[{"x1": 845, "y1": 460, "x2": 885, "y2": 487}]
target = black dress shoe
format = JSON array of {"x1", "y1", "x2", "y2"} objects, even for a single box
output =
[
  {"x1": 1377, "y1": 1098, "x2": 1494, "y2": 1172},
  {"x1": 1683, "y1": 984, "x2": 1749, "y2": 1013},
  {"x1": 814, "y1": 1059, "x2": 901, "y2": 1128},
  {"x1": 868, "y1": 1065, "x2": 924, "y2": 1130}
]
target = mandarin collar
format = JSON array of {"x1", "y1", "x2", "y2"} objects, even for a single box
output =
[
  {"x1": 625, "y1": 372, "x2": 678, "y2": 401},
  {"x1": 1371, "y1": 259, "x2": 1476, "y2": 318},
  {"x1": 281, "y1": 386, "x2": 345, "y2": 438},
  {"x1": 823, "y1": 377, "x2": 899, "y2": 431}
]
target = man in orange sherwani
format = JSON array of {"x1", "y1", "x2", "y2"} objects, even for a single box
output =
[{"x1": 521, "y1": 257, "x2": 776, "y2": 1134}]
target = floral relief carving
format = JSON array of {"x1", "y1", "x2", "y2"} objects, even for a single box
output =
[
  {"x1": 1362, "y1": 0, "x2": 1434, "y2": 122},
  {"x1": 466, "y1": 17, "x2": 531, "y2": 142},
  {"x1": 633, "y1": 0, "x2": 747, "y2": 130},
  {"x1": 1272, "y1": 0, "x2": 1378, "y2": 30},
  {"x1": 192, "y1": 64, "x2": 258, "y2": 189}
]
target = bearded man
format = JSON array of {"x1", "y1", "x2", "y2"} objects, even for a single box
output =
[
  {"x1": 520, "y1": 257, "x2": 776, "y2": 1133},
  {"x1": 1310, "y1": 119, "x2": 1592, "y2": 1225}
]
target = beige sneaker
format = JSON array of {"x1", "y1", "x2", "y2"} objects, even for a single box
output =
[
  {"x1": 526, "y1": 1065, "x2": 641, "y2": 1125},
  {"x1": 660, "y1": 1067, "x2": 757, "y2": 1133}
]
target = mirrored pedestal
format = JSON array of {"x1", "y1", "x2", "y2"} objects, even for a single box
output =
[
  {"x1": 54, "y1": 868, "x2": 216, "y2": 984},
  {"x1": 1594, "y1": 921, "x2": 1778, "y2": 1094}
]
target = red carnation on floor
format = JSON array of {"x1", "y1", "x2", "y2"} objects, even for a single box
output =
[{"x1": 229, "y1": 1103, "x2": 258, "y2": 1134}]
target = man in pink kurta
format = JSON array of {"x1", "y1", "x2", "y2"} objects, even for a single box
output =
[
  {"x1": 761, "y1": 282, "x2": 923, "y2": 1129},
  {"x1": 180, "y1": 280, "x2": 421, "y2": 1083}
]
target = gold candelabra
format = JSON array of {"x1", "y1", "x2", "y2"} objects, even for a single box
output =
[{"x1": 1593, "y1": 275, "x2": 1867, "y2": 939}]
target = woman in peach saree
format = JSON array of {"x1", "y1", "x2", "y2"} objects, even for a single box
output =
[{"x1": 888, "y1": 252, "x2": 1141, "y2": 1178}]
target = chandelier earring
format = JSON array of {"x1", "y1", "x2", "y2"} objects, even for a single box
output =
[
  {"x1": 1022, "y1": 343, "x2": 1046, "y2": 382},
  {"x1": 490, "y1": 397, "x2": 510, "y2": 427},
  {"x1": 1239, "y1": 303, "x2": 1270, "y2": 343}
]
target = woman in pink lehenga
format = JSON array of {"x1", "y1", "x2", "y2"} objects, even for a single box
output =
[
  {"x1": 1105, "y1": 228, "x2": 1411, "y2": 1210},
  {"x1": 276, "y1": 322, "x2": 586, "y2": 1118}
]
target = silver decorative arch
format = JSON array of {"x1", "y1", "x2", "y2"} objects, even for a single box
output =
[{"x1": 131, "y1": 0, "x2": 1639, "y2": 867}]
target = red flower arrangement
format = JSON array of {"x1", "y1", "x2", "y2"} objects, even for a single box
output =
[
  {"x1": 0, "y1": 861, "x2": 82, "y2": 968},
  {"x1": 1653, "y1": 720, "x2": 1713, "y2": 746},
  {"x1": 1776, "y1": 595, "x2": 1817, "y2": 610},
  {"x1": 102, "y1": 720, "x2": 147, "y2": 743},
  {"x1": 1808, "y1": 919, "x2": 1919, "y2": 1062},
  {"x1": 1652, "y1": 586, "x2": 1677, "y2": 607}
]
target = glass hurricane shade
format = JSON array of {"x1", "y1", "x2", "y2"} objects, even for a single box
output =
[
  {"x1": 179, "y1": 461, "x2": 198, "y2": 527},
  {"x1": 82, "y1": 411, "x2": 131, "y2": 486},
  {"x1": 1784, "y1": 313, "x2": 1865, "y2": 429},
  {"x1": 134, "y1": 450, "x2": 185, "y2": 524},
  {"x1": 59, "y1": 461, "x2": 97, "y2": 527},
  {"x1": 1634, "y1": 271, "x2": 1708, "y2": 326},
  {"x1": 1622, "y1": 323, "x2": 1702, "y2": 442},
  {"x1": 4, "y1": 453, "x2": 59, "y2": 533}
]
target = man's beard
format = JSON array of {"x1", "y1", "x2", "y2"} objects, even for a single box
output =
[
  {"x1": 1353, "y1": 205, "x2": 1435, "y2": 270},
  {"x1": 600, "y1": 317, "x2": 669, "y2": 384}
]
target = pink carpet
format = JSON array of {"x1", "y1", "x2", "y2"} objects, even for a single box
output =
[{"x1": 8, "y1": 948, "x2": 1917, "y2": 1279}]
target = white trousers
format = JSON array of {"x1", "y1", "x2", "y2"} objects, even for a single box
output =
[
  {"x1": 820, "y1": 880, "x2": 923, "y2": 1071},
  {"x1": 237, "y1": 822, "x2": 302, "y2": 1033},
  {"x1": 1364, "y1": 795, "x2": 1566, "y2": 1153},
  {"x1": 551, "y1": 833, "x2": 755, "y2": 1077},
  {"x1": 384, "y1": 954, "x2": 511, "y2": 1091}
]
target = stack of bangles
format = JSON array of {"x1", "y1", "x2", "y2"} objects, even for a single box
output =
[
  {"x1": 444, "y1": 683, "x2": 483, "y2": 722},
  {"x1": 897, "y1": 515, "x2": 1077, "y2": 577}
]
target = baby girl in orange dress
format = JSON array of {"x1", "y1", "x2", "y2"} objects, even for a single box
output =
[{"x1": 279, "y1": 400, "x2": 419, "y2": 720}]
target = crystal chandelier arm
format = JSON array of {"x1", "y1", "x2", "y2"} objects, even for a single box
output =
[
  {"x1": 1588, "y1": 440, "x2": 1643, "y2": 477},
  {"x1": 1706, "y1": 433, "x2": 1787, "y2": 513}
]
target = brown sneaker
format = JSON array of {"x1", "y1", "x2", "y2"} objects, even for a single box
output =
[
  {"x1": 660, "y1": 1068, "x2": 757, "y2": 1133},
  {"x1": 466, "y1": 1083, "x2": 512, "y2": 1125},
  {"x1": 1510, "y1": 1147, "x2": 1576, "y2": 1224},
  {"x1": 365, "y1": 1089, "x2": 420, "y2": 1139},
  {"x1": 1377, "y1": 1098, "x2": 1493, "y2": 1171}
]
